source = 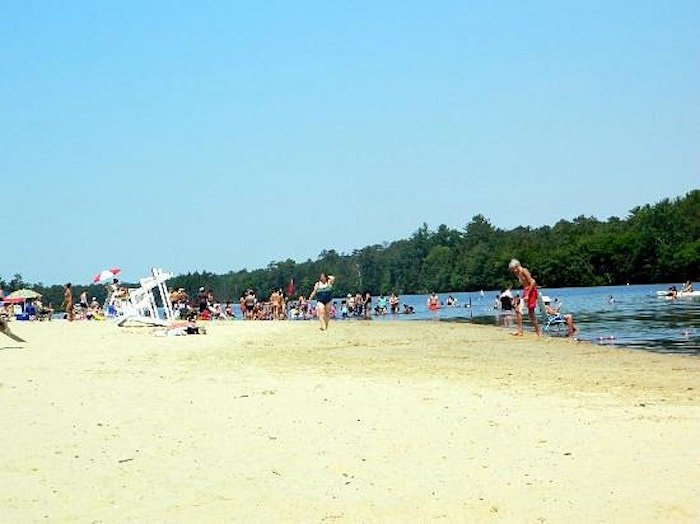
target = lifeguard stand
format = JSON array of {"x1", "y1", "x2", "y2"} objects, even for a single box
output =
[{"x1": 114, "y1": 268, "x2": 175, "y2": 327}]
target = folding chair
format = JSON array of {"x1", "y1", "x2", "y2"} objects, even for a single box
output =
[{"x1": 538, "y1": 295, "x2": 567, "y2": 334}]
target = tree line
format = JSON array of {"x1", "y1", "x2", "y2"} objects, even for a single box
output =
[{"x1": 3, "y1": 190, "x2": 698, "y2": 308}]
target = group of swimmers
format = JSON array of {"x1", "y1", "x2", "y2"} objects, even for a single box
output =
[{"x1": 665, "y1": 281, "x2": 694, "y2": 298}]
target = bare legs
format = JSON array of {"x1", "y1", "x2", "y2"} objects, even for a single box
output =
[
  {"x1": 564, "y1": 314, "x2": 578, "y2": 337},
  {"x1": 527, "y1": 307, "x2": 540, "y2": 336},
  {"x1": 317, "y1": 302, "x2": 331, "y2": 331},
  {"x1": 512, "y1": 305, "x2": 539, "y2": 336},
  {"x1": 512, "y1": 307, "x2": 523, "y2": 335}
]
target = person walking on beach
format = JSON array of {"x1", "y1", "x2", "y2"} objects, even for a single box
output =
[
  {"x1": 308, "y1": 273, "x2": 336, "y2": 331},
  {"x1": 508, "y1": 259, "x2": 540, "y2": 336},
  {"x1": 62, "y1": 283, "x2": 74, "y2": 322}
]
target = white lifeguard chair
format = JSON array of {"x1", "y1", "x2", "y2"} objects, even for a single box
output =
[{"x1": 114, "y1": 268, "x2": 175, "y2": 327}]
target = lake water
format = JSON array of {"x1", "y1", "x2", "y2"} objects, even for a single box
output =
[
  {"x1": 362, "y1": 284, "x2": 700, "y2": 356},
  {"x1": 145, "y1": 283, "x2": 697, "y2": 356}
]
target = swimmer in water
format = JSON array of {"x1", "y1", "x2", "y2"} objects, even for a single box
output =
[{"x1": 427, "y1": 292, "x2": 439, "y2": 311}]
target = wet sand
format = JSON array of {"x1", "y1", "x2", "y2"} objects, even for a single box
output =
[{"x1": 1, "y1": 320, "x2": 699, "y2": 522}]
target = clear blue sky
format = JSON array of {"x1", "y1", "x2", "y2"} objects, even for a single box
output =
[{"x1": 2, "y1": 1, "x2": 698, "y2": 285}]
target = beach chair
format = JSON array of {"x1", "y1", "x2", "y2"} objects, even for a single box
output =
[{"x1": 538, "y1": 295, "x2": 567, "y2": 334}]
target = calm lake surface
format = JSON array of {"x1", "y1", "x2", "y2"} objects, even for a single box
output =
[{"x1": 366, "y1": 284, "x2": 700, "y2": 356}]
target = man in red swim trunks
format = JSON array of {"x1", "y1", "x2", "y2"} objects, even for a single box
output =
[{"x1": 509, "y1": 259, "x2": 540, "y2": 336}]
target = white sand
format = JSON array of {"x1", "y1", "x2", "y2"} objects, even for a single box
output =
[{"x1": 1, "y1": 320, "x2": 698, "y2": 522}]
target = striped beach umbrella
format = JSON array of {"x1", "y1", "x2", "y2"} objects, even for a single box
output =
[
  {"x1": 5, "y1": 288, "x2": 42, "y2": 301},
  {"x1": 93, "y1": 268, "x2": 121, "y2": 283}
]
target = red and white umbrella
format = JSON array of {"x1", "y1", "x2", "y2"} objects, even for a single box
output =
[{"x1": 93, "y1": 268, "x2": 121, "y2": 283}]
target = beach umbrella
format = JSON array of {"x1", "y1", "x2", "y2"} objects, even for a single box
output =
[
  {"x1": 5, "y1": 289, "x2": 42, "y2": 301},
  {"x1": 93, "y1": 268, "x2": 121, "y2": 283},
  {"x1": 2, "y1": 296, "x2": 26, "y2": 305}
]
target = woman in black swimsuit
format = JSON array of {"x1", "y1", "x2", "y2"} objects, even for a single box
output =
[{"x1": 308, "y1": 273, "x2": 336, "y2": 331}]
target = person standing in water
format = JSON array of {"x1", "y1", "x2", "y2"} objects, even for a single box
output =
[
  {"x1": 427, "y1": 292, "x2": 439, "y2": 311},
  {"x1": 308, "y1": 273, "x2": 336, "y2": 331},
  {"x1": 508, "y1": 259, "x2": 540, "y2": 336}
]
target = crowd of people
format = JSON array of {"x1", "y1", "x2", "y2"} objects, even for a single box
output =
[
  {"x1": 158, "y1": 277, "x2": 422, "y2": 330},
  {"x1": 0, "y1": 262, "x2": 569, "y2": 338},
  {"x1": 17, "y1": 261, "x2": 692, "y2": 342},
  {"x1": 90, "y1": 264, "x2": 567, "y2": 335}
]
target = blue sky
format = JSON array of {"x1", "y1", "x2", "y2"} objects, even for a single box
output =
[{"x1": 1, "y1": 1, "x2": 698, "y2": 285}]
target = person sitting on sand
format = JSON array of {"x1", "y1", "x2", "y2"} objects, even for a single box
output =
[
  {"x1": 288, "y1": 303, "x2": 300, "y2": 320},
  {"x1": 107, "y1": 279, "x2": 129, "y2": 302},
  {"x1": 34, "y1": 298, "x2": 53, "y2": 321},
  {"x1": 224, "y1": 301, "x2": 234, "y2": 318},
  {"x1": 308, "y1": 273, "x2": 336, "y2": 331},
  {"x1": 346, "y1": 294, "x2": 355, "y2": 315},
  {"x1": 211, "y1": 302, "x2": 224, "y2": 320}
]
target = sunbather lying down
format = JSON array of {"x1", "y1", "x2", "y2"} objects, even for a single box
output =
[
  {"x1": 0, "y1": 318, "x2": 26, "y2": 343},
  {"x1": 154, "y1": 321, "x2": 207, "y2": 337}
]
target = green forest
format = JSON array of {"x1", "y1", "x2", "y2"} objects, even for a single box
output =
[{"x1": 3, "y1": 191, "x2": 699, "y2": 308}]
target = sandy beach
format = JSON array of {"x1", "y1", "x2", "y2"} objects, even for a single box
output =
[{"x1": 1, "y1": 320, "x2": 698, "y2": 523}]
